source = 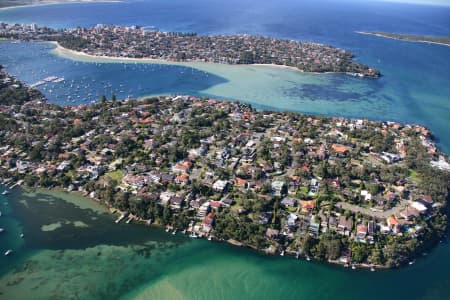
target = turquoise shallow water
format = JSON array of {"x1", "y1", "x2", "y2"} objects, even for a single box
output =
[{"x1": 0, "y1": 0, "x2": 450, "y2": 299}]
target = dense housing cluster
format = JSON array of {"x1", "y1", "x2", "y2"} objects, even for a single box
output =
[
  {"x1": 0, "y1": 23, "x2": 380, "y2": 77},
  {"x1": 0, "y1": 66, "x2": 448, "y2": 268}
]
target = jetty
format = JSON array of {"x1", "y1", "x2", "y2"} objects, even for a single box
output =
[
  {"x1": 8, "y1": 179, "x2": 23, "y2": 189},
  {"x1": 115, "y1": 212, "x2": 129, "y2": 223}
]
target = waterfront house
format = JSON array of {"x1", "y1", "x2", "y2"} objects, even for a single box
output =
[{"x1": 266, "y1": 228, "x2": 280, "y2": 239}]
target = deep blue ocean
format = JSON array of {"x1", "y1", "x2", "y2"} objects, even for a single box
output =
[{"x1": 0, "y1": 1, "x2": 450, "y2": 299}]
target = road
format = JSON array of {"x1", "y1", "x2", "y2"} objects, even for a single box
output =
[{"x1": 336, "y1": 200, "x2": 408, "y2": 219}]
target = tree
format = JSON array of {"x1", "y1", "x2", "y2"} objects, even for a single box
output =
[
  {"x1": 351, "y1": 242, "x2": 369, "y2": 264},
  {"x1": 162, "y1": 205, "x2": 171, "y2": 225},
  {"x1": 326, "y1": 238, "x2": 341, "y2": 260},
  {"x1": 302, "y1": 235, "x2": 314, "y2": 256}
]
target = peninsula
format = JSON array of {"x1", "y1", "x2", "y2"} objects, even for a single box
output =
[
  {"x1": 357, "y1": 31, "x2": 450, "y2": 47},
  {"x1": 0, "y1": 23, "x2": 380, "y2": 77},
  {"x1": 1, "y1": 66, "x2": 448, "y2": 269}
]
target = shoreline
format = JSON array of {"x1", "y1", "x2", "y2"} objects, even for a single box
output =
[
  {"x1": 356, "y1": 31, "x2": 450, "y2": 47},
  {"x1": 0, "y1": 0, "x2": 121, "y2": 11},
  {"x1": 0, "y1": 177, "x2": 425, "y2": 271}
]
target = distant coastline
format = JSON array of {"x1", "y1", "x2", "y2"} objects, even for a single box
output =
[
  {"x1": 0, "y1": 0, "x2": 121, "y2": 10},
  {"x1": 357, "y1": 31, "x2": 450, "y2": 47}
]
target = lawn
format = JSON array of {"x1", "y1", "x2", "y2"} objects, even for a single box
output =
[
  {"x1": 105, "y1": 169, "x2": 124, "y2": 184},
  {"x1": 408, "y1": 169, "x2": 420, "y2": 183}
]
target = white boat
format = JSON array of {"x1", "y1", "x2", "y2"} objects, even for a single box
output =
[
  {"x1": 4, "y1": 249, "x2": 12, "y2": 256},
  {"x1": 306, "y1": 256, "x2": 311, "y2": 261},
  {"x1": 0, "y1": 228, "x2": 4, "y2": 233},
  {"x1": 190, "y1": 232, "x2": 198, "y2": 238},
  {"x1": 172, "y1": 229, "x2": 177, "y2": 235},
  {"x1": 370, "y1": 267, "x2": 375, "y2": 272},
  {"x1": 20, "y1": 233, "x2": 24, "y2": 238},
  {"x1": 207, "y1": 236, "x2": 212, "y2": 241},
  {"x1": 115, "y1": 214, "x2": 126, "y2": 224},
  {"x1": 280, "y1": 250, "x2": 285, "y2": 256},
  {"x1": 351, "y1": 265, "x2": 356, "y2": 270},
  {"x1": 1, "y1": 190, "x2": 9, "y2": 195}
]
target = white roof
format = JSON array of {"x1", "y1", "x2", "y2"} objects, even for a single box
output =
[{"x1": 411, "y1": 201, "x2": 427, "y2": 212}]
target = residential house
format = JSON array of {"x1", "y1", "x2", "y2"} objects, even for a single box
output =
[
  {"x1": 281, "y1": 197, "x2": 297, "y2": 208},
  {"x1": 213, "y1": 180, "x2": 229, "y2": 193},
  {"x1": 310, "y1": 178, "x2": 319, "y2": 193},
  {"x1": 308, "y1": 215, "x2": 320, "y2": 238},
  {"x1": 337, "y1": 216, "x2": 353, "y2": 236},
  {"x1": 172, "y1": 161, "x2": 193, "y2": 174},
  {"x1": 400, "y1": 206, "x2": 420, "y2": 220},
  {"x1": 234, "y1": 177, "x2": 248, "y2": 190},
  {"x1": 160, "y1": 191, "x2": 175, "y2": 206},
  {"x1": 169, "y1": 196, "x2": 184, "y2": 209},
  {"x1": 266, "y1": 228, "x2": 280, "y2": 239},
  {"x1": 299, "y1": 200, "x2": 315, "y2": 213},
  {"x1": 356, "y1": 224, "x2": 367, "y2": 241},
  {"x1": 259, "y1": 212, "x2": 272, "y2": 225},
  {"x1": 175, "y1": 173, "x2": 189, "y2": 185},
  {"x1": 271, "y1": 181, "x2": 285, "y2": 196},
  {"x1": 387, "y1": 216, "x2": 400, "y2": 234}
]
